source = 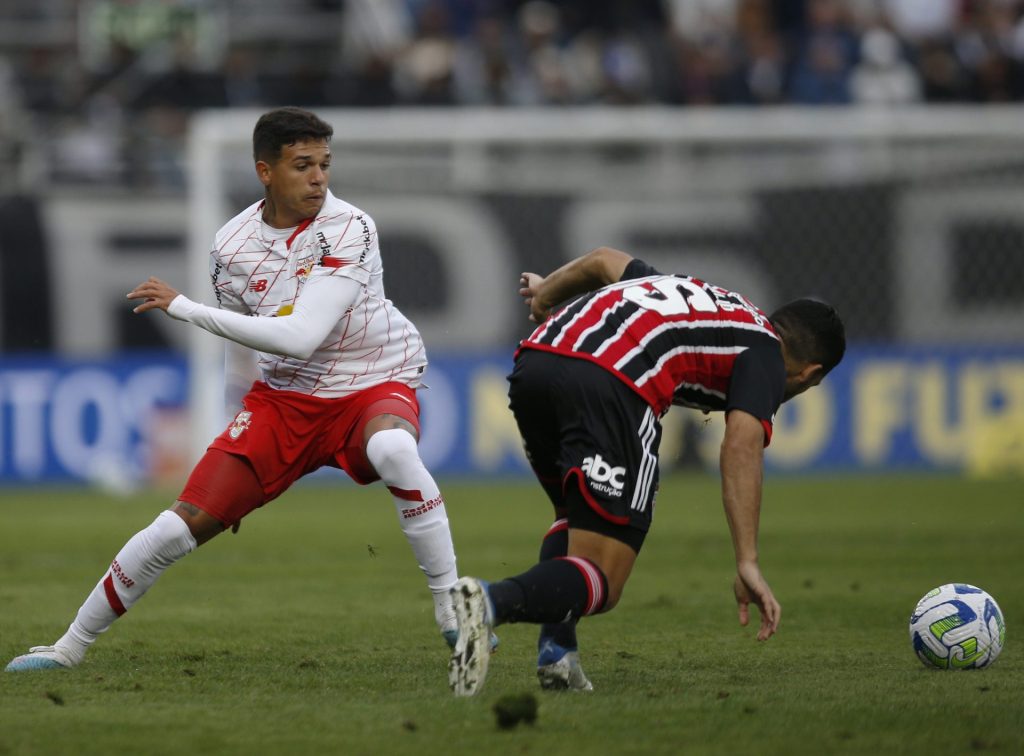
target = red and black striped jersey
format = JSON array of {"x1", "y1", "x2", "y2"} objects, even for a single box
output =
[{"x1": 519, "y1": 259, "x2": 786, "y2": 440}]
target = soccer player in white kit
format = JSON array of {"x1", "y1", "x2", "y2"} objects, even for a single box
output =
[{"x1": 7, "y1": 107, "x2": 464, "y2": 671}]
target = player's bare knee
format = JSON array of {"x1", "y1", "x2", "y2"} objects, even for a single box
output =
[
  {"x1": 171, "y1": 501, "x2": 226, "y2": 546},
  {"x1": 597, "y1": 596, "x2": 620, "y2": 613},
  {"x1": 602, "y1": 580, "x2": 627, "y2": 612},
  {"x1": 363, "y1": 415, "x2": 418, "y2": 447}
]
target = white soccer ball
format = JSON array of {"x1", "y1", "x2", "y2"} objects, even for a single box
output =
[{"x1": 909, "y1": 583, "x2": 1005, "y2": 670}]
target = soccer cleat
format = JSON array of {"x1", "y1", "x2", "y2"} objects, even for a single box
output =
[
  {"x1": 440, "y1": 604, "x2": 460, "y2": 649},
  {"x1": 447, "y1": 577, "x2": 494, "y2": 696},
  {"x1": 442, "y1": 626, "x2": 500, "y2": 653},
  {"x1": 5, "y1": 646, "x2": 75, "y2": 672},
  {"x1": 537, "y1": 639, "x2": 593, "y2": 692},
  {"x1": 442, "y1": 627, "x2": 459, "y2": 649}
]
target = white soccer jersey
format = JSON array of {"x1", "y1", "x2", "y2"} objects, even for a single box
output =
[{"x1": 209, "y1": 190, "x2": 427, "y2": 397}]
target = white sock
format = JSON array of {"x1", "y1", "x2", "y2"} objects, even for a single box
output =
[
  {"x1": 54, "y1": 509, "x2": 197, "y2": 664},
  {"x1": 365, "y1": 428, "x2": 458, "y2": 628}
]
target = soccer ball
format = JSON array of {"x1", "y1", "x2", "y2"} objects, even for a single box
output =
[{"x1": 909, "y1": 584, "x2": 1005, "y2": 670}]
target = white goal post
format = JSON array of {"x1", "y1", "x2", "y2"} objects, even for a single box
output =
[{"x1": 186, "y1": 105, "x2": 1024, "y2": 464}]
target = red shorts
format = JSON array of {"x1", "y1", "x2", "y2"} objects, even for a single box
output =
[{"x1": 201, "y1": 380, "x2": 420, "y2": 502}]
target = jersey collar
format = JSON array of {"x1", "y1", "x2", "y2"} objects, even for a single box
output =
[{"x1": 256, "y1": 192, "x2": 330, "y2": 251}]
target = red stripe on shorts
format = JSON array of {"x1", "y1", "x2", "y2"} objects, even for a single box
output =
[{"x1": 565, "y1": 469, "x2": 631, "y2": 525}]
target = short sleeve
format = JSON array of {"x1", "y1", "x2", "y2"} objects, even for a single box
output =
[
  {"x1": 210, "y1": 248, "x2": 247, "y2": 314},
  {"x1": 726, "y1": 344, "x2": 786, "y2": 446},
  {"x1": 310, "y1": 211, "x2": 376, "y2": 286},
  {"x1": 620, "y1": 258, "x2": 663, "y2": 281}
]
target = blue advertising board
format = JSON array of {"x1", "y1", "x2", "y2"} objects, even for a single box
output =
[
  {"x1": 1, "y1": 347, "x2": 1022, "y2": 485},
  {"x1": 0, "y1": 353, "x2": 188, "y2": 486},
  {"x1": 765, "y1": 345, "x2": 1024, "y2": 475}
]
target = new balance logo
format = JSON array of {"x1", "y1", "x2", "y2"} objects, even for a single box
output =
[
  {"x1": 248, "y1": 279, "x2": 268, "y2": 292},
  {"x1": 581, "y1": 454, "x2": 626, "y2": 497}
]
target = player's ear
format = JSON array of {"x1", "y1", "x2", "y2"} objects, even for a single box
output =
[
  {"x1": 255, "y1": 160, "x2": 272, "y2": 187},
  {"x1": 798, "y1": 363, "x2": 824, "y2": 387}
]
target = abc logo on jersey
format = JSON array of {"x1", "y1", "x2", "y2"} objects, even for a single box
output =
[{"x1": 581, "y1": 454, "x2": 626, "y2": 498}]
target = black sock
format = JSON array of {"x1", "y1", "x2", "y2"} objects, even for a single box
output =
[
  {"x1": 538, "y1": 520, "x2": 568, "y2": 562},
  {"x1": 489, "y1": 557, "x2": 607, "y2": 625},
  {"x1": 536, "y1": 521, "x2": 578, "y2": 649}
]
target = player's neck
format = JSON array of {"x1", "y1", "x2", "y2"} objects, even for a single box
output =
[{"x1": 261, "y1": 197, "x2": 305, "y2": 230}]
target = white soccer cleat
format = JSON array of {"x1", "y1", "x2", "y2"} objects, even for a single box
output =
[
  {"x1": 5, "y1": 646, "x2": 76, "y2": 672},
  {"x1": 537, "y1": 651, "x2": 593, "y2": 691},
  {"x1": 441, "y1": 627, "x2": 460, "y2": 649},
  {"x1": 447, "y1": 577, "x2": 494, "y2": 696},
  {"x1": 537, "y1": 639, "x2": 593, "y2": 692},
  {"x1": 440, "y1": 605, "x2": 460, "y2": 649},
  {"x1": 442, "y1": 622, "x2": 500, "y2": 653}
]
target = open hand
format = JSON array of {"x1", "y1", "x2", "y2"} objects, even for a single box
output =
[
  {"x1": 127, "y1": 277, "x2": 180, "y2": 314},
  {"x1": 733, "y1": 560, "x2": 781, "y2": 641}
]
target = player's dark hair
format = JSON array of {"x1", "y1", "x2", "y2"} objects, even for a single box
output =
[
  {"x1": 769, "y1": 298, "x2": 846, "y2": 375},
  {"x1": 252, "y1": 107, "x2": 333, "y2": 163}
]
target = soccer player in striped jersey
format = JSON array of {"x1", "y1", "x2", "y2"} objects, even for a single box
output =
[
  {"x1": 7, "y1": 107, "x2": 465, "y2": 672},
  {"x1": 448, "y1": 246, "x2": 845, "y2": 696}
]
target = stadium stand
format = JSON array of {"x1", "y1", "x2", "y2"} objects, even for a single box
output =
[{"x1": 3, "y1": 0, "x2": 1024, "y2": 188}]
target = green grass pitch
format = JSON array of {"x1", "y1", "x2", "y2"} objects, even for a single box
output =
[{"x1": 1, "y1": 474, "x2": 1021, "y2": 755}]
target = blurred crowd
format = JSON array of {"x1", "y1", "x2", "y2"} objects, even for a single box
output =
[{"x1": 3, "y1": 0, "x2": 1024, "y2": 188}]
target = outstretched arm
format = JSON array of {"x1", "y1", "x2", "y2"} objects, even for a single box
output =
[
  {"x1": 127, "y1": 275, "x2": 361, "y2": 360},
  {"x1": 519, "y1": 246, "x2": 634, "y2": 323},
  {"x1": 720, "y1": 409, "x2": 781, "y2": 641}
]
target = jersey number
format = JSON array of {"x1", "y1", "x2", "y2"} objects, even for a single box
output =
[{"x1": 622, "y1": 278, "x2": 718, "y2": 317}]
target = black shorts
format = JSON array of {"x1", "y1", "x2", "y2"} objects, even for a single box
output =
[{"x1": 508, "y1": 348, "x2": 662, "y2": 553}]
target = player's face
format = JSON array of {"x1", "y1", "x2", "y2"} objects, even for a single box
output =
[{"x1": 258, "y1": 139, "x2": 331, "y2": 228}]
